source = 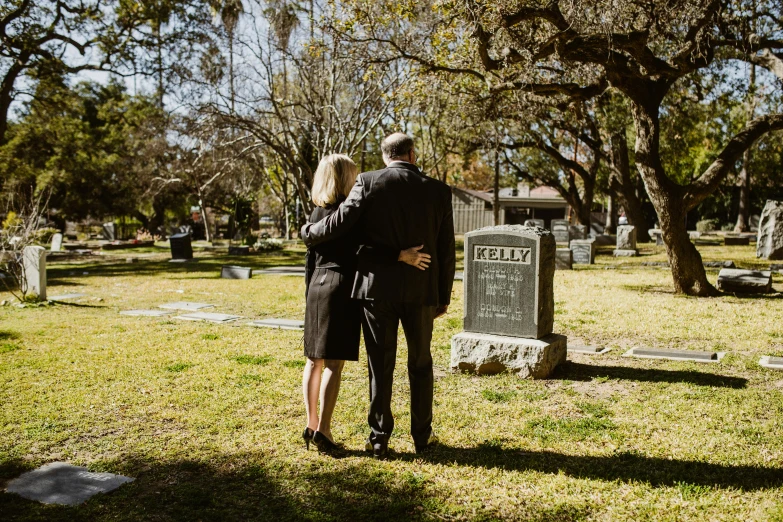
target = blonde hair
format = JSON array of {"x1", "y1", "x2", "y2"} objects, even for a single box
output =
[{"x1": 311, "y1": 154, "x2": 358, "y2": 207}]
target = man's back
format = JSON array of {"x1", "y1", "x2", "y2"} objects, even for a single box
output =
[{"x1": 303, "y1": 162, "x2": 456, "y2": 306}]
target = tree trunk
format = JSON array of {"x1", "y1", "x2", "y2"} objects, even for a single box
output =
[
  {"x1": 610, "y1": 131, "x2": 651, "y2": 242},
  {"x1": 493, "y1": 149, "x2": 500, "y2": 225},
  {"x1": 734, "y1": 148, "x2": 751, "y2": 232},
  {"x1": 604, "y1": 192, "x2": 616, "y2": 234},
  {"x1": 734, "y1": 63, "x2": 755, "y2": 233},
  {"x1": 631, "y1": 102, "x2": 717, "y2": 296}
]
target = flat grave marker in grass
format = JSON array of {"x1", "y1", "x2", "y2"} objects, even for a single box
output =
[
  {"x1": 48, "y1": 293, "x2": 87, "y2": 301},
  {"x1": 159, "y1": 301, "x2": 215, "y2": 311},
  {"x1": 221, "y1": 265, "x2": 252, "y2": 279},
  {"x1": 568, "y1": 345, "x2": 610, "y2": 354},
  {"x1": 624, "y1": 347, "x2": 724, "y2": 363},
  {"x1": 255, "y1": 266, "x2": 305, "y2": 276},
  {"x1": 5, "y1": 462, "x2": 133, "y2": 506},
  {"x1": 248, "y1": 318, "x2": 304, "y2": 330},
  {"x1": 175, "y1": 312, "x2": 241, "y2": 323},
  {"x1": 119, "y1": 309, "x2": 174, "y2": 317},
  {"x1": 759, "y1": 356, "x2": 783, "y2": 370}
]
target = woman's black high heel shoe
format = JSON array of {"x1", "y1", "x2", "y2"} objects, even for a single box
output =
[
  {"x1": 313, "y1": 431, "x2": 343, "y2": 455},
  {"x1": 302, "y1": 427, "x2": 315, "y2": 450}
]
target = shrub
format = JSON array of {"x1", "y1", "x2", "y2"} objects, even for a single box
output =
[
  {"x1": 35, "y1": 228, "x2": 58, "y2": 245},
  {"x1": 696, "y1": 219, "x2": 719, "y2": 233}
]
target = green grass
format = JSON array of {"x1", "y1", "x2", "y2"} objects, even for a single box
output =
[{"x1": 0, "y1": 242, "x2": 782, "y2": 520}]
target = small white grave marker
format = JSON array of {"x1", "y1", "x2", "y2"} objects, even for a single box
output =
[
  {"x1": 248, "y1": 318, "x2": 305, "y2": 330},
  {"x1": 158, "y1": 302, "x2": 214, "y2": 311},
  {"x1": 175, "y1": 312, "x2": 241, "y2": 323},
  {"x1": 120, "y1": 310, "x2": 174, "y2": 317},
  {"x1": 48, "y1": 293, "x2": 87, "y2": 301},
  {"x1": 6, "y1": 462, "x2": 133, "y2": 506},
  {"x1": 760, "y1": 356, "x2": 783, "y2": 370},
  {"x1": 23, "y1": 246, "x2": 47, "y2": 300}
]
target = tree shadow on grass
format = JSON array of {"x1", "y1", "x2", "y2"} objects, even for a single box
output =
[
  {"x1": 554, "y1": 362, "x2": 747, "y2": 389},
  {"x1": 408, "y1": 446, "x2": 782, "y2": 491},
  {"x1": 0, "y1": 330, "x2": 20, "y2": 341},
  {"x1": 0, "y1": 455, "x2": 436, "y2": 522}
]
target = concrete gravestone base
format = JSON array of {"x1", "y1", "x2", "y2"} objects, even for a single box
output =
[{"x1": 451, "y1": 332, "x2": 567, "y2": 378}]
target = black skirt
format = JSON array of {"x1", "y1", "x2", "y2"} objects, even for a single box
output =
[{"x1": 304, "y1": 267, "x2": 361, "y2": 361}]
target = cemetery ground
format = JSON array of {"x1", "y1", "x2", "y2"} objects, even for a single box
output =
[{"x1": 1, "y1": 240, "x2": 782, "y2": 521}]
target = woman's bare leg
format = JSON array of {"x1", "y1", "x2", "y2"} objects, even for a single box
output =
[
  {"x1": 303, "y1": 358, "x2": 323, "y2": 431},
  {"x1": 317, "y1": 359, "x2": 345, "y2": 442}
]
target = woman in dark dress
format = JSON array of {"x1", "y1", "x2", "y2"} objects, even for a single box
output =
[{"x1": 302, "y1": 154, "x2": 429, "y2": 453}]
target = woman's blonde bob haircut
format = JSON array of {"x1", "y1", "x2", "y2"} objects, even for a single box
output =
[{"x1": 311, "y1": 154, "x2": 358, "y2": 207}]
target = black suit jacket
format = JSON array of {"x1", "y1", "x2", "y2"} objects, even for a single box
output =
[{"x1": 301, "y1": 162, "x2": 456, "y2": 307}]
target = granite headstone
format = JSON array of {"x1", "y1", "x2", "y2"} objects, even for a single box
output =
[
  {"x1": 569, "y1": 225, "x2": 587, "y2": 241},
  {"x1": 551, "y1": 219, "x2": 570, "y2": 243},
  {"x1": 570, "y1": 239, "x2": 595, "y2": 264},
  {"x1": 169, "y1": 232, "x2": 193, "y2": 260},
  {"x1": 452, "y1": 225, "x2": 567, "y2": 379},
  {"x1": 555, "y1": 248, "x2": 573, "y2": 270},
  {"x1": 614, "y1": 225, "x2": 638, "y2": 256},
  {"x1": 756, "y1": 200, "x2": 783, "y2": 260},
  {"x1": 102, "y1": 222, "x2": 116, "y2": 241}
]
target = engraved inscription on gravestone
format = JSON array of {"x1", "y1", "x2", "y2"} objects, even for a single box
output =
[
  {"x1": 551, "y1": 219, "x2": 570, "y2": 243},
  {"x1": 464, "y1": 226, "x2": 554, "y2": 338}
]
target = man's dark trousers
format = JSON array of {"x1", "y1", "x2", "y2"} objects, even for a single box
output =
[{"x1": 362, "y1": 300, "x2": 436, "y2": 447}]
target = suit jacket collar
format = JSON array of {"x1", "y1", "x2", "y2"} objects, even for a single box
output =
[{"x1": 387, "y1": 161, "x2": 423, "y2": 176}]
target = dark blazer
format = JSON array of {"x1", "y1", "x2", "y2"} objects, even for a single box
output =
[{"x1": 301, "y1": 162, "x2": 456, "y2": 307}]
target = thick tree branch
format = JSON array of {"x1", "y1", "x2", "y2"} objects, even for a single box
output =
[{"x1": 684, "y1": 113, "x2": 783, "y2": 209}]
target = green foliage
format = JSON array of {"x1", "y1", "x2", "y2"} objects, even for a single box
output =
[
  {"x1": 166, "y1": 362, "x2": 194, "y2": 372},
  {"x1": 0, "y1": 342, "x2": 20, "y2": 354},
  {"x1": 696, "y1": 219, "x2": 719, "y2": 232},
  {"x1": 481, "y1": 389, "x2": 517, "y2": 403}
]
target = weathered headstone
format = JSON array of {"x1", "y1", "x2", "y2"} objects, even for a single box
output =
[
  {"x1": 614, "y1": 225, "x2": 638, "y2": 256},
  {"x1": 524, "y1": 218, "x2": 545, "y2": 228},
  {"x1": 228, "y1": 245, "x2": 250, "y2": 255},
  {"x1": 221, "y1": 265, "x2": 252, "y2": 279},
  {"x1": 451, "y1": 225, "x2": 567, "y2": 379},
  {"x1": 102, "y1": 222, "x2": 116, "y2": 241},
  {"x1": 757, "y1": 200, "x2": 783, "y2": 260},
  {"x1": 648, "y1": 228, "x2": 664, "y2": 246},
  {"x1": 570, "y1": 239, "x2": 596, "y2": 264},
  {"x1": 22, "y1": 246, "x2": 46, "y2": 301},
  {"x1": 551, "y1": 219, "x2": 570, "y2": 243},
  {"x1": 50, "y1": 233, "x2": 63, "y2": 252},
  {"x1": 169, "y1": 232, "x2": 193, "y2": 260},
  {"x1": 569, "y1": 224, "x2": 587, "y2": 241},
  {"x1": 6, "y1": 462, "x2": 133, "y2": 506},
  {"x1": 555, "y1": 248, "x2": 572, "y2": 270},
  {"x1": 716, "y1": 269, "x2": 772, "y2": 294}
]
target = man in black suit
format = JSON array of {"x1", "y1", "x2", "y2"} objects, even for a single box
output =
[{"x1": 301, "y1": 133, "x2": 456, "y2": 458}]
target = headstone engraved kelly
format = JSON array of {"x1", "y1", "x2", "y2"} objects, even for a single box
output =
[
  {"x1": 614, "y1": 225, "x2": 638, "y2": 256},
  {"x1": 23, "y1": 246, "x2": 46, "y2": 301},
  {"x1": 570, "y1": 239, "x2": 596, "y2": 264},
  {"x1": 551, "y1": 219, "x2": 570, "y2": 243},
  {"x1": 452, "y1": 225, "x2": 567, "y2": 378}
]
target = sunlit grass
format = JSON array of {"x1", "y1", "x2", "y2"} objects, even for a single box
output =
[{"x1": 0, "y1": 241, "x2": 781, "y2": 520}]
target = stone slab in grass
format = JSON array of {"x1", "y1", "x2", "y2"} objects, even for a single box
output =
[
  {"x1": 48, "y1": 293, "x2": 87, "y2": 301},
  {"x1": 454, "y1": 271, "x2": 464, "y2": 281},
  {"x1": 716, "y1": 269, "x2": 772, "y2": 294},
  {"x1": 158, "y1": 302, "x2": 214, "y2": 311},
  {"x1": 175, "y1": 312, "x2": 241, "y2": 323},
  {"x1": 255, "y1": 266, "x2": 305, "y2": 276},
  {"x1": 624, "y1": 347, "x2": 725, "y2": 363},
  {"x1": 724, "y1": 236, "x2": 750, "y2": 246},
  {"x1": 759, "y1": 356, "x2": 783, "y2": 370},
  {"x1": 5, "y1": 462, "x2": 133, "y2": 506},
  {"x1": 248, "y1": 318, "x2": 304, "y2": 330},
  {"x1": 567, "y1": 345, "x2": 611, "y2": 354},
  {"x1": 221, "y1": 265, "x2": 252, "y2": 279},
  {"x1": 119, "y1": 310, "x2": 174, "y2": 317}
]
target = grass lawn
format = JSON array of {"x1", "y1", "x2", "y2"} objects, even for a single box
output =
[{"x1": 1, "y1": 241, "x2": 782, "y2": 521}]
